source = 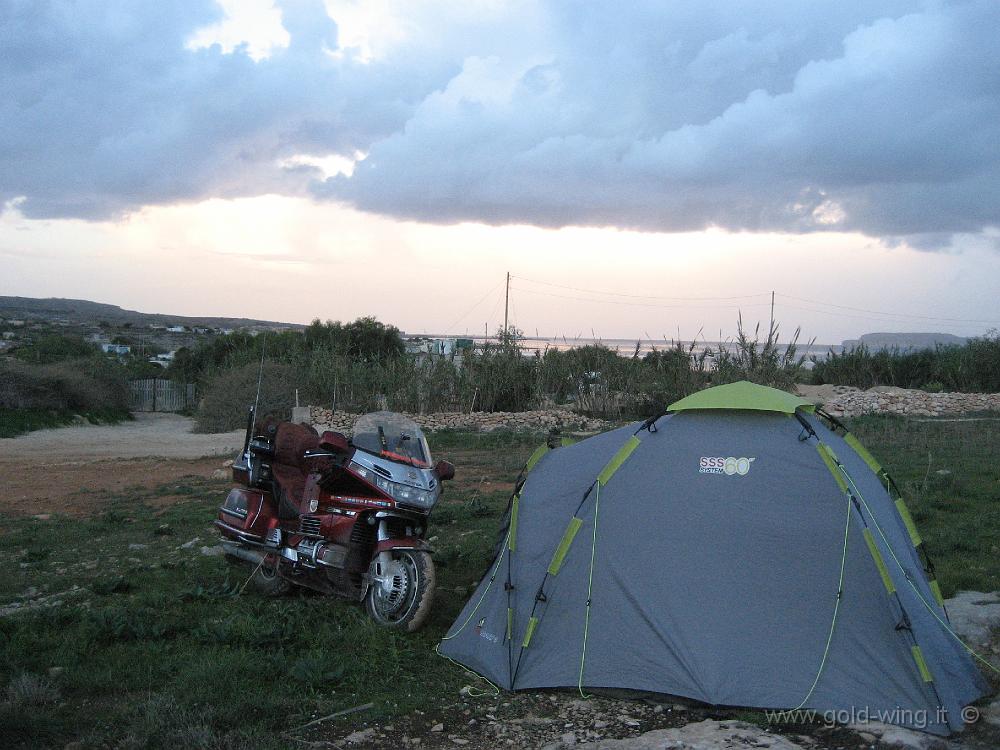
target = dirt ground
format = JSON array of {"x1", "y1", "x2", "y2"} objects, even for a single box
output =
[{"x1": 0, "y1": 413, "x2": 242, "y2": 517}]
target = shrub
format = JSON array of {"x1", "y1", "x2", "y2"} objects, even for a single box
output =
[
  {"x1": 811, "y1": 331, "x2": 1000, "y2": 392},
  {"x1": 0, "y1": 358, "x2": 129, "y2": 413},
  {"x1": 711, "y1": 315, "x2": 805, "y2": 391},
  {"x1": 5, "y1": 673, "x2": 60, "y2": 706},
  {"x1": 13, "y1": 333, "x2": 99, "y2": 364},
  {"x1": 195, "y1": 361, "x2": 305, "y2": 432}
]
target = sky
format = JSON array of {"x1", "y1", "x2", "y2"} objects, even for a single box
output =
[{"x1": 2, "y1": 0, "x2": 1000, "y2": 344}]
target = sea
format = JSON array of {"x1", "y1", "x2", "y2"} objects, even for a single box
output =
[{"x1": 426, "y1": 335, "x2": 841, "y2": 360}]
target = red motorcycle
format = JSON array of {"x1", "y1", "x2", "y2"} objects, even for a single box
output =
[{"x1": 216, "y1": 410, "x2": 455, "y2": 631}]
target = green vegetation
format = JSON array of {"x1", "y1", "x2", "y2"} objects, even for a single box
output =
[
  {"x1": 812, "y1": 332, "x2": 1000, "y2": 392},
  {"x1": 0, "y1": 407, "x2": 129, "y2": 439},
  {"x1": 848, "y1": 415, "x2": 1000, "y2": 594},
  {"x1": 13, "y1": 333, "x2": 100, "y2": 365},
  {"x1": 0, "y1": 358, "x2": 131, "y2": 436},
  {"x1": 190, "y1": 318, "x2": 807, "y2": 431},
  {"x1": 0, "y1": 431, "x2": 535, "y2": 748},
  {"x1": 1, "y1": 421, "x2": 996, "y2": 747}
]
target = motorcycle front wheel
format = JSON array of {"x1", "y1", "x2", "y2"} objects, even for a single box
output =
[{"x1": 365, "y1": 550, "x2": 435, "y2": 632}]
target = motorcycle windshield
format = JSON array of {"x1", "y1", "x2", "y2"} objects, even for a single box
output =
[{"x1": 352, "y1": 411, "x2": 432, "y2": 468}]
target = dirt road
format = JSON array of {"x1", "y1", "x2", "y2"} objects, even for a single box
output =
[
  {"x1": 0, "y1": 413, "x2": 243, "y2": 461},
  {"x1": 0, "y1": 414, "x2": 242, "y2": 517}
]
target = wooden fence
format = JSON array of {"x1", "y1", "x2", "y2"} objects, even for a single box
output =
[{"x1": 130, "y1": 379, "x2": 197, "y2": 412}]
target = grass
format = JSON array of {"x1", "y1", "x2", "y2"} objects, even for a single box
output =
[
  {"x1": 848, "y1": 414, "x2": 1000, "y2": 595},
  {"x1": 0, "y1": 421, "x2": 997, "y2": 747},
  {"x1": 0, "y1": 431, "x2": 540, "y2": 748},
  {"x1": 0, "y1": 407, "x2": 131, "y2": 439}
]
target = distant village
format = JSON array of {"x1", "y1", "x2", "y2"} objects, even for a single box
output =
[{"x1": 0, "y1": 311, "x2": 476, "y2": 372}]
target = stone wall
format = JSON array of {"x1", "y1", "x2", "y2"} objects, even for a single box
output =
[
  {"x1": 821, "y1": 386, "x2": 1000, "y2": 418},
  {"x1": 307, "y1": 406, "x2": 611, "y2": 434},
  {"x1": 302, "y1": 386, "x2": 1000, "y2": 435}
]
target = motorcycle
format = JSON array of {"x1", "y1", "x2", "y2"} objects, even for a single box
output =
[{"x1": 215, "y1": 409, "x2": 455, "y2": 631}]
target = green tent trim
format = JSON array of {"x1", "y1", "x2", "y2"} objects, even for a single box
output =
[{"x1": 667, "y1": 380, "x2": 815, "y2": 415}]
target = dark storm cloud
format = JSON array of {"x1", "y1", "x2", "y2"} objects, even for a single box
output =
[{"x1": 3, "y1": 0, "x2": 999, "y2": 244}]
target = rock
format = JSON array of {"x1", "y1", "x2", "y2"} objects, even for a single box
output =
[
  {"x1": 200, "y1": 545, "x2": 224, "y2": 557},
  {"x1": 344, "y1": 728, "x2": 376, "y2": 744},
  {"x1": 430, "y1": 723, "x2": 444, "y2": 732},
  {"x1": 983, "y1": 699, "x2": 1000, "y2": 727},
  {"x1": 942, "y1": 591, "x2": 1000, "y2": 650},
  {"x1": 211, "y1": 468, "x2": 228, "y2": 479},
  {"x1": 847, "y1": 721, "x2": 955, "y2": 749},
  {"x1": 128, "y1": 543, "x2": 147, "y2": 551},
  {"x1": 449, "y1": 738, "x2": 470, "y2": 746},
  {"x1": 48, "y1": 667, "x2": 64, "y2": 678},
  {"x1": 33, "y1": 514, "x2": 52, "y2": 521},
  {"x1": 561, "y1": 731, "x2": 578, "y2": 745},
  {"x1": 576, "y1": 720, "x2": 806, "y2": 749},
  {"x1": 179, "y1": 537, "x2": 200, "y2": 549},
  {"x1": 617, "y1": 715, "x2": 640, "y2": 727}
]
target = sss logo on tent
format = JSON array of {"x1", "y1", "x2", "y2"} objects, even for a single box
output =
[{"x1": 699, "y1": 456, "x2": 755, "y2": 476}]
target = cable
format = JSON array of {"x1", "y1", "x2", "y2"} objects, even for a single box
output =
[
  {"x1": 513, "y1": 274, "x2": 771, "y2": 302},
  {"x1": 776, "y1": 293, "x2": 1000, "y2": 327},
  {"x1": 443, "y1": 280, "x2": 505, "y2": 335},
  {"x1": 510, "y1": 284, "x2": 770, "y2": 311}
]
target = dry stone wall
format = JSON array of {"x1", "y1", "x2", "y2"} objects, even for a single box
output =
[
  {"x1": 307, "y1": 406, "x2": 611, "y2": 434},
  {"x1": 821, "y1": 386, "x2": 1000, "y2": 418},
  {"x1": 303, "y1": 386, "x2": 1000, "y2": 434}
]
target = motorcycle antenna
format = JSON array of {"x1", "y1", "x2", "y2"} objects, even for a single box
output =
[
  {"x1": 252, "y1": 331, "x2": 267, "y2": 419},
  {"x1": 241, "y1": 333, "x2": 267, "y2": 458}
]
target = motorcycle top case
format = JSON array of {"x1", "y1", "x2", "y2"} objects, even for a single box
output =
[{"x1": 218, "y1": 488, "x2": 275, "y2": 541}]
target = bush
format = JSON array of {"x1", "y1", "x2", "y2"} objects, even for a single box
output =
[
  {"x1": 13, "y1": 333, "x2": 99, "y2": 364},
  {"x1": 811, "y1": 331, "x2": 1000, "y2": 392},
  {"x1": 712, "y1": 316, "x2": 805, "y2": 391},
  {"x1": 0, "y1": 358, "x2": 129, "y2": 413},
  {"x1": 195, "y1": 361, "x2": 306, "y2": 432}
]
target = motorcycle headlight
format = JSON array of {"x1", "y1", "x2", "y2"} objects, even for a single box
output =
[{"x1": 373, "y1": 474, "x2": 437, "y2": 509}]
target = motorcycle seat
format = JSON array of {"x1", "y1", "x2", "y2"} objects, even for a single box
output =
[{"x1": 269, "y1": 422, "x2": 320, "y2": 518}]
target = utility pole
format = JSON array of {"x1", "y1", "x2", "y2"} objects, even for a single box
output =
[
  {"x1": 770, "y1": 290, "x2": 775, "y2": 334},
  {"x1": 503, "y1": 271, "x2": 510, "y2": 341}
]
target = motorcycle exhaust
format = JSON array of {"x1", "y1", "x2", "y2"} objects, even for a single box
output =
[{"x1": 221, "y1": 542, "x2": 265, "y2": 566}]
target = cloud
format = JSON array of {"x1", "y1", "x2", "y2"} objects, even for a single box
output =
[{"x1": 3, "y1": 0, "x2": 1000, "y2": 245}]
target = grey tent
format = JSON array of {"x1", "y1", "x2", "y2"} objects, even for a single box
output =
[{"x1": 439, "y1": 381, "x2": 991, "y2": 735}]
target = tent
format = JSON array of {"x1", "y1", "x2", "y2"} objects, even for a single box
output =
[{"x1": 438, "y1": 381, "x2": 991, "y2": 735}]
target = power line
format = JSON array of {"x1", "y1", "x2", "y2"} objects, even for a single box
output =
[
  {"x1": 442, "y1": 280, "x2": 504, "y2": 334},
  {"x1": 510, "y1": 284, "x2": 770, "y2": 311},
  {"x1": 779, "y1": 302, "x2": 1000, "y2": 329},
  {"x1": 511, "y1": 274, "x2": 771, "y2": 302},
  {"x1": 776, "y1": 293, "x2": 1000, "y2": 326}
]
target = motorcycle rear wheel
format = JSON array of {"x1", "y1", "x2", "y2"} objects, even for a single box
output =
[{"x1": 365, "y1": 550, "x2": 435, "y2": 632}]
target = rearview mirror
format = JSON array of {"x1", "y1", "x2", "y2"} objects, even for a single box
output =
[
  {"x1": 319, "y1": 431, "x2": 350, "y2": 454},
  {"x1": 434, "y1": 460, "x2": 455, "y2": 481}
]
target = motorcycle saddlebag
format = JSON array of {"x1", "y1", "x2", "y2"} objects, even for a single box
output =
[{"x1": 217, "y1": 488, "x2": 274, "y2": 541}]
